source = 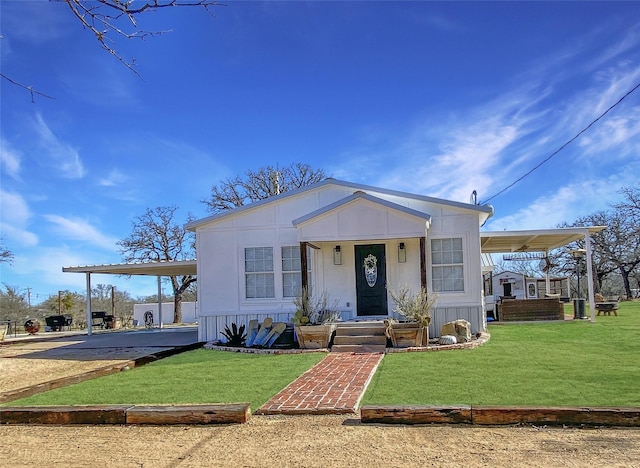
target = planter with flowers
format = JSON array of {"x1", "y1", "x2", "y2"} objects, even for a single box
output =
[{"x1": 292, "y1": 287, "x2": 340, "y2": 349}]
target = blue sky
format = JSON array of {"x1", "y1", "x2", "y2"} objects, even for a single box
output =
[{"x1": 1, "y1": 1, "x2": 640, "y2": 303}]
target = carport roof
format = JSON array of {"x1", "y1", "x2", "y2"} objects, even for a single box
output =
[
  {"x1": 63, "y1": 260, "x2": 197, "y2": 276},
  {"x1": 480, "y1": 226, "x2": 606, "y2": 253}
]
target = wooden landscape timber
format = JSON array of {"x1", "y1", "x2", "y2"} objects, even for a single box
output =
[
  {"x1": 0, "y1": 404, "x2": 251, "y2": 425},
  {"x1": 360, "y1": 405, "x2": 640, "y2": 427}
]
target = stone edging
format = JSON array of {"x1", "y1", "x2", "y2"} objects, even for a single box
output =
[
  {"x1": 360, "y1": 405, "x2": 640, "y2": 427},
  {"x1": 203, "y1": 331, "x2": 491, "y2": 354},
  {"x1": 0, "y1": 403, "x2": 250, "y2": 425}
]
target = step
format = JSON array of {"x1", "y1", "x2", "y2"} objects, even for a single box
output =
[
  {"x1": 335, "y1": 324, "x2": 386, "y2": 337},
  {"x1": 331, "y1": 344, "x2": 386, "y2": 353},
  {"x1": 333, "y1": 335, "x2": 387, "y2": 346}
]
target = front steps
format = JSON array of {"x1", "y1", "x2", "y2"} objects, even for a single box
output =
[{"x1": 331, "y1": 321, "x2": 387, "y2": 353}]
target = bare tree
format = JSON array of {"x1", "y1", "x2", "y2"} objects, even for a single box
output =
[
  {"x1": 0, "y1": 284, "x2": 30, "y2": 322},
  {"x1": 0, "y1": 241, "x2": 14, "y2": 264},
  {"x1": 202, "y1": 163, "x2": 328, "y2": 212},
  {"x1": 570, "y1": 207, "x2": 640, "y2": 299},
  {"x1": 117, "y1": 206, "x2": 196, "y2": 323},
  {"x1": 59, "y1": 0, "x2": 221, "y2": 75}
]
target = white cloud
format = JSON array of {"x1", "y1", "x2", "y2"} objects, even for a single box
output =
[
  {"x1": 485, "y1": 169, "x2": 638, "y2": 232},
  {"x1": 43, "y1": 215, "x2": 118, "y2": 250},
  {"x1": 34, "y1": 113, "x2": 86, "y2": 179},
  {"x1": 98, "y1": 168, "x2": 128, "y2": 187},
  {"x1": 0, "y1": 190, "x2": 38, "y2": 246},
  {"x1": 0, "y1": 137, "x2": 22, "y2": 180}
]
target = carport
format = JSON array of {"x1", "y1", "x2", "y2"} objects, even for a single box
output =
[
  {"x1": 62, "y1": 260, "x2": 197, "y2": 335},
  {"x1": 480, "y1": 226, "x2": 606, "y2": 322}
]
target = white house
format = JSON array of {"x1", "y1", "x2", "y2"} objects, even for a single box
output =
[
  {"x1": 186, "y1": 179, "x2": 494, "y2": 343},
  {"x1": 491, "y1": 271, "x2": 569, "y2": 301}
]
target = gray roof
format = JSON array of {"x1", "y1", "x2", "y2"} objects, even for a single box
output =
[{"x1": 187, "y1": 178, "x2": 493, "y2": 230}]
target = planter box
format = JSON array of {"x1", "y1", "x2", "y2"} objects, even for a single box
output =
[
  {"x1": 294, "y1": 323, "x2": 336, "y2": 349},
  {"x1": 385, "y1": 321, "x2": 428, "y2": 347}
]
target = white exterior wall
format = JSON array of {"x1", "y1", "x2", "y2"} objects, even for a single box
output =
[
  {"x1": 492, "y1": 271, "x2": 526, "y2": 300},
  {"x1": 194, "y1": 183, "x2": 487, "y2": 342},
  {"x1": 133, "y1": 302, "x2": 198, "y2": 325}
]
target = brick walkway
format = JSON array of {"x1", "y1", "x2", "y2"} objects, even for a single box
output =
[{"x1": 256, "y1": 352, "x2": 384, "y2": 415}]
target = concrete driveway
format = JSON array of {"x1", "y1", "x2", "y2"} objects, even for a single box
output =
[{"x1": 0, "y1": 326, "x2": 201, "y2": 402}]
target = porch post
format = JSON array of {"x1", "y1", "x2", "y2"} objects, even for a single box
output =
[
  {"x1": 300, "y1": 242, "x2": 309, "y2": 291},
  {"x1": 86, "y1": 272, "x2": 92, "y2": 335},
  {"x1": 420, "y1": 237, "x2": 427, "y2": 290},
  {"x1": 585, "y1": 232, "x2": 596, "y2": 323},
  {"x1": 157, "y1": 276, "x2": 163, "y2": 329},
  {"x1": 544, "y1": 250, "x2": 551, "y2": 294}
]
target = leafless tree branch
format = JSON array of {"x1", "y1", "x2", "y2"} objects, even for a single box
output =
[
  {"x1": 56, "y1": 0, "x2": 222, "y2": 76},
  {"x1": 0, "y1": 73, "x2": 55, "y2": 103}
]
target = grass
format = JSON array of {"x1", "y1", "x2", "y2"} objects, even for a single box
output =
[
  {"x1": 362, "y1": 301, "x2": 640, "y2": 407},
  {"x1": 7, "y1": 350, "x2": 325, "y2": 410},
  {"x1": 7, "y1": 302, "x2": 640, "y2": 409}
]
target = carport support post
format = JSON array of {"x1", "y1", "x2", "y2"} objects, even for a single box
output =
[
  {"x1": 86, "y1": 272, "x2": 92, "y2": 335},
  {"x1": 157, "y1": 276, "x2": 163, "y2": 329},
  {"x1": 585, "y1": 233, "x2": 596, "y2": 323}
]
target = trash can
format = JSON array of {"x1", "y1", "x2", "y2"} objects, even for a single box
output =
[{"x1": 573, "y1": 298, "x2": 586, "y2": 319}]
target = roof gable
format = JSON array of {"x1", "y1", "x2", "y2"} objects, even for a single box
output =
[
  {"x1": 187, "y1": 178, "x2": 493, "y2": 230},
  {"x1": 292, "y1": 191, "x2": 432, "y2": 241}
]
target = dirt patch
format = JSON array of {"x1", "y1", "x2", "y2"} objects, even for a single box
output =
[{"x1": 1, "y1": 415, "x2": 639, "y2": 467}]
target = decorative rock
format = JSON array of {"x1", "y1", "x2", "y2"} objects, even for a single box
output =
[{"x1": 439, "y1": 335, "x2": 457, "y2": 345}]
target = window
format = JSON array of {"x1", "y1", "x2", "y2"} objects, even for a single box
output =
[
  {"x1": 282, "y1": 245, "x2": 311, "y2": 297},
  {"x1": 245, "y1": 247, "x2": 274, "y2": 298},
  {"x1": 431, "y1": 237, "x2": 464, "y2": 292}
]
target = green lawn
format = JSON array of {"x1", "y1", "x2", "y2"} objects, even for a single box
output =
[
  {"x1": 362, "y1": 301, "x2": 640, "y2": 407},
  {"x1": 7, "y1": 302, "x2": 640, "y2": 408},
  {"x1": 7, "y1": 350, "x2": 325, "y2": 410}
]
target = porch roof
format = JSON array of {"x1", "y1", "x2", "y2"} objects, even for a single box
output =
[
  {"x1": 480, "y1": 226, "x2": 606, "y2": 253},
  {"x1": 62, "y1": 260, "x2": 197, "y2": 276}
]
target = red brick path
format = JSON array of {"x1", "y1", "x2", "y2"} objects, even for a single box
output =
[{"x1": 256, "y1": 352, "x2": 384, "y2": 415}]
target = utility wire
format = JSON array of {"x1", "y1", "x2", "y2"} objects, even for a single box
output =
[{"x1": 482, "y1": 79, "x2": 640, "y2": 204}]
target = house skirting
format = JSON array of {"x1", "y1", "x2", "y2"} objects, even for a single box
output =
[{"x1": 197, "y1": 306, "x2": 484, "y2": 343}]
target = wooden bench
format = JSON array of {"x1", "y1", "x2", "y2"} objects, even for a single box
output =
[{"x1": 596, "y1": 302, "x2": 619, "y2": 316}]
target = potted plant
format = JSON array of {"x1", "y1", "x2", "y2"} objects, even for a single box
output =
[
  {"x1": 386, "y1": 286, "x2": 438, "y2": 347},
  {"x1": 292, "y1": 287, "x2": 340, "y2": 349}
]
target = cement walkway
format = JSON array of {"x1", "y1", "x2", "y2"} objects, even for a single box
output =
[{"x1": 257, "y1": 352, "x2": 384, "y2": 415}]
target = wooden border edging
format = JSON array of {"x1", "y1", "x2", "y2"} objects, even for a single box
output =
[
  {"x1": 0, "y1": 405, "x2": 131, "y2": 425},
  {"x1": 360, "y1": 405, "x2": 640, "y2": 427},
  {"x1": 360, "y1": 405, "x2": 472, "y2": 424},
  {"x1": 126, "y1": 404, "x2": 250, "y2": 425},
  {"x1": 0, "y1": 403, "x2": 251, "y2": 425},
  {"x1": 472, "y1": 406, "x2": 640, "y2": 427}
]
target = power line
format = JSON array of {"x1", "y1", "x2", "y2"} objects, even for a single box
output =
[{"x1": 482, "y1": 79, "x2": 640, "y2": 204}]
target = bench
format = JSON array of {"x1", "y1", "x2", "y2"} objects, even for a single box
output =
[{"x1": 596, "y1": 302, "x2": 619, "y2": 316}]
